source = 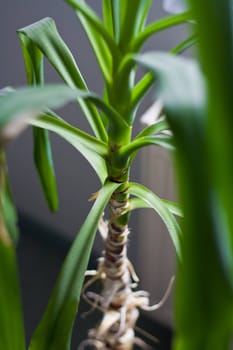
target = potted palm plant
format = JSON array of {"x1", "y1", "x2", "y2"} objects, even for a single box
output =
[{"x1": 1, "y1": 0, "x2": 233, "y2": 349}]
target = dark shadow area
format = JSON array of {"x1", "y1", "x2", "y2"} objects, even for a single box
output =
[{"x1": 17, "y1": 213, "x2": 172, "y2": 349}]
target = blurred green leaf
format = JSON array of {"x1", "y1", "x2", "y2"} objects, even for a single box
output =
[
  {"x1": 128, "y1": 182, "x2": 181, "y2": 258},
  {"x1": 136, "y1": 51, "x2": 233, "y2": 349},
  {"x1": 0, "y1": 150, "x2": 25, "y2": 350},
  {"x1": 190, "y1": 0, "x2": 233, "y2": 291},
  {"x1": 0, "y1": 85, "x2": 90, "y2": 134},
  {"x1": 131, "y1": 34, "x2": 197, "y2": 113},
  {"x1": 29, "y1": 181, "x2": 120, "y2": 350},
  {"x1": 1, "y1": 174, "x2": 19, "y2": 243},
  {"x1": 0, "y1": 241, "x2": 25, "y2": 350},
  {"x1": 170, "y1": 33, "x2": 197, "y2": 55}
]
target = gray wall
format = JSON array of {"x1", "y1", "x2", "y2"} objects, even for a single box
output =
[{"x1": 0, "y1": 0, "x2": 188, "y2": 325}]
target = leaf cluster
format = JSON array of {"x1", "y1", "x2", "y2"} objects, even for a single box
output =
[{"x1": 0, "y1": 2, "x2": 192, "y2": 349}]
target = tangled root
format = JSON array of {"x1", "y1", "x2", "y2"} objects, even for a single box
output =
[
  {"x1": 80, "y1": 260, "x2": 174, "y2": 350},
  {"x1": 79, "y1": 216, "x2": 174, "y2": 350}
]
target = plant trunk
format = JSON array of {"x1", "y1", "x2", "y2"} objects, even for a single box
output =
[{"x1": 83, "y1": 182, "x2": 143, "y2": 350}]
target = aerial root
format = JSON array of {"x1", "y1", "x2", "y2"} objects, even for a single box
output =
[
  {"x1": 134, "y1": 337, "x2": 156, "y2": 350},
  {"x1": 127, "y1": 259, "x2": 139, "y2": 284},
  {"x1": 98, "y1": 216, "x2": 108, "y2": 241},
  {"x1": 77, "y1": 338, "x2": 104, "y2": 350},
  {"x1": 81, "y1": 244, "x2": 174, "y2": 350},
  {"x1": 139, "y1": 275, "x2": 175, "y2": 311},
  {"x1": 134, "y1": 326, "x2": 159, "y2": 345}
]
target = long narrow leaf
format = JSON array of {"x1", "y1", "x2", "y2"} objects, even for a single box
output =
[
  {"x1": 18, "y1": 32, "x2": 59, "y2": 211},
  {"x1": 118, "y1": 0, "x2": 152, "y2": 52},
  {"x1": 18, "y1": 18, "x2": 107, "y2": 141},
  {"x1": 119, "y1": 134, "x2": 174, "y2": 160},
  {"x1": 30, "y1": 114, "x2": 108, "y2": 183},
  {"x1": 130, "y1": 34, "x2": 197, "y2": 112},
  {"x1": 136, "y1": 119, "x2": 169, "y2": 138},
  {"x1": 136, "y1": 52, "x2": 233, "y2": 349},
  {"x1": 0, "y1": 151, "x2": 19, "y2": 243},
  {"x1": 66, "y1": 0, "x2": 116, "y2": 81},
  {"x1": 130, "y1": 72, "x2": 155, "y2": 112},
  {"x1": 29, "y1": 181, "x2": 120, "y2": 350},
  {"x1": 0, "y1": 85, "x2": 110, "y2": 182},
  {"x1": 0, "y1": 85, "x2": 89, "y2": 134},
  {"x1": 110, "y1": 0, "x2": 124, "y2": 43},
  {"x1": 1, "y1": 176, "x2": 19, "y2": 243},
  {"x1": 75, "y1": 14, "x2": 112, "y2": 82},
  {"x1": 131, "y1": 11, "x2": 192, "y2": 51},
  {"x1": 0, "y1": 241, "x2": 25, "y2": 350},
  {"x1": 66, "y1": 0, "x2": 119, "y2": 59},
  {"x1": 0, "y1": 150, "x2": 25, "y2": 350},
  {"x1": 128, "y1": 182, "x2": 181, "y2": 259},
  {"x1": 170, "y1": 33, "x2": 198, "y2": 55},
  {"x1": 33, "y1": 128, "x2": 58, "y2": 211},
  {"x1": 31, "y1": 115, "x2": 108, "y2": 157},
  {"x1": 102, "y1": 0, "x2": 114, "y2": 37},
  {"x1": 128, "y1": 197, "x2": 183, "y2": 217}
]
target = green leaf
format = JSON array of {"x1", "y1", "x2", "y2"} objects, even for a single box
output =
[
  {"x1": 31, "y1": 113, "x2": 108, "y2": 183},
  {"x1": 162, "y1": 199, "x2": 183, "y2": 217},
  {"x1": 119, "y1": 134, "x2": 174, "y2": 161},
  {"x1": 135, "y1": 52, "x2": 233, "y2": 349},
  {"x1": 130, "y1": 72, "x2": 155, "y2": 112},
  {"x1": 102, "y1": 0, "x2": 114, "y2": 36},
  {"x1": 135, "y1": 53, "x2": 206, "y2": 125},
  {"x1": 110, "y1": 0, "x2": 125, "y2": 43},
  {"x1": 17, "y1": 18, "x2": 107, "y2": 142},
  {"x1": 190, "y1": 0, "x2": 233, "y2": 287},
  {"x1": 0, "y1": 150, "x2": 25, "y2": 350},
  {"x1": 1, "y1": 174, "x2": 19, "y2": 243},
  {"x1": 66, "y1": 0, "x2": 118, "y2": 58},
  {"x1": 0, "y1": 85, "x2": 110, "y2": 182},
  {"x1": 128, "y1": 197, "x2": 183, "y2": 217},
  {"x1": 0, "y1": 85, "x2": 89, "y2": 134},
  {"x1": 88, "y1": 95, "x2": 129, "y2": 129},
  {"x1": 130, "y1": 34, "x2": 197, "y2": 113},
  {"x1": 128, "y1": 182, "x2": 181, "y2": 259},
  {"x1": 33, "y1": 128, "x2": 58, "y2": 211},
  {"x1": 118, "y1": 0, "x2": 152, "y2": 52},
  {"x1": 18, "y1": 32, "x2": 44, "y2": 85},
  {"x1": 131, "y1": 11, "x2": 192, "y2": 51},
  {"x1": 136, "y1": 119, "x2": 169, "y2": 138},
  {"x1": 31, "y1": 114, "x2": 108, "y2": 157},
  {"x1": 66, "y1": 0, "x2": 118, "y2": 82},
  {"x1": 0, "y1": 241, "x2": 25, "y2": 350},
  {"x1": 18, "y1": 32, "x2": 59, "y2": 212},
  {"x1": 29, "y1": 181, "x2": 120, "y2": 350},
  {"x1": 170, "y1": 34, "x2": 198, "y2": 55},
  {"x1": 0, "y1": 149, "x2": 18, "y2": 243}
]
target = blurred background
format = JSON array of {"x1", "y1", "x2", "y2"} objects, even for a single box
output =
[{"x1": 0, "y1": 0, "x2": 188, "y2": 341}]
